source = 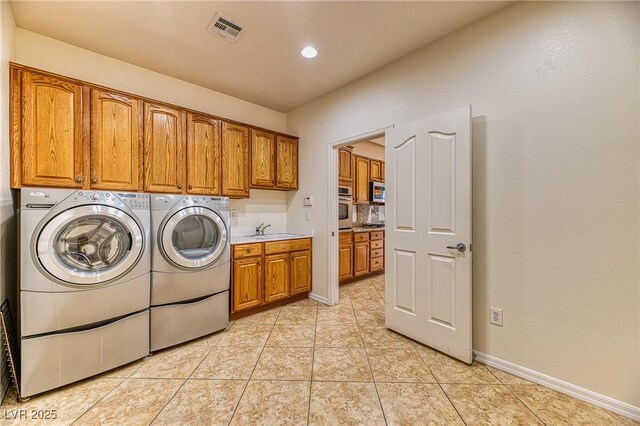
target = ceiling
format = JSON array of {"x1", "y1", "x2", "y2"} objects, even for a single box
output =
[{"x1": 9, "y1": 1, "x2": 510, "y2": 112}]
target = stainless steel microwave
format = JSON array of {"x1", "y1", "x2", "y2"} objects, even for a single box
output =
[{"x1": 370, "y1": 182, "x2": 385, "y2": 204}]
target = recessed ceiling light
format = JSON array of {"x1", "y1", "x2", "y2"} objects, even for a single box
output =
[{"x1": 300, "y1": 46, "x2": 318, "y2": 59}]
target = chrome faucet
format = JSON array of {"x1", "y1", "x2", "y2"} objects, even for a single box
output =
[{"x1": 255, "y1": 223, "x2": 271, "y2": 235}]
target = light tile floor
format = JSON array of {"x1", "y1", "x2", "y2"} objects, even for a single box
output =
[{"x1": 2, "y1": 275, "x2": 636, "y2": 425}]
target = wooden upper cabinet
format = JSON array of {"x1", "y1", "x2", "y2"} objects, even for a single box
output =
[
  {"x1": 381, "y1": 161, "x2": 385, "y2": 183},
  {"x1": 221, "y1": 121, "x2": 250, "y2": 198},
  {"x1": 354, "y1": 155, "x2": 370, "y2": 203},
  {"x1": 369, "y1": 159, "x2": 382, "y2": 183},
  {"x1": 233, "y1": 257, "x2": 263, "y2": 312},
  {"x1": 338, "y1": 147, "x2": 353, "y2": 183},
  {"x1": 291, "y1": 250, "x2": 312, "y2": 295},
  {"x1": 276, "y1": 135, "x2": 298, "y2": 190},
  {"x1": 250, "y1": 129, "x2": 276, "y2": 188},
  {"x1": 186, "y1": 113, "x2": 221, "y2": 195},
  {"x1": 143, "y1": 103, "x2": 186, "y2": 193},
  {"x1": 90, "y1": 89, "x2": 142, "y2": 191},
  {"x1": 20, "y1": 71, "x2": 86, "y2": 188}
]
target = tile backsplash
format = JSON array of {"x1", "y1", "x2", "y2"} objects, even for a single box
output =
[{"x1": 354, "y1": 204, "x2": 385, "y2": 226}]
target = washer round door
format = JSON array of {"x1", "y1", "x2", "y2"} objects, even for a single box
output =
[
  {"x1": 160, "y1": 206, "x2": 228, "y2": 270},
  {"x1": 36, "y1": 205, "x2": 144, "y2": 286}
]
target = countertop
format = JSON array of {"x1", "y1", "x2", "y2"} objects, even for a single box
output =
[
  {"x1": 342, "y1": 226, "x2": 386, "y2": 233},
  {"x1": 231, "y1": 232, "x2": 313, "y2": 245}
]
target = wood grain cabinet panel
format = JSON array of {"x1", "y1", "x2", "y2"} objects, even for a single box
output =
[
  {"x1": 186, "y1": 113, "x2": 221, "y2": 194},
  {"x1": 276, "y1": 135, "x2": 298, "y2": 189},
  {"x1": 381, "y1": 161, "x2": 385, "y2": 183},
  {"x1": 21, "y1": 72, "x2": 85, "y2": 188},
  {"x1": 264, "y1": 253, "x2": 290, "y2": 303},
  {"x1": 250, "y1": 129, "x2": 276, "y2": 188},
  {"x1": 370, "y1": 159, "x2": 382, "y2": 182},
  {"x1": 143, "y1": 103, "x2": 186, "y2": 193},
  {"x1": 290, "y1": 250, "x2": 311, "y2": 295},
  {"x1": 233, "y1": 257, "x2": 263, "y2": 312},
  {"x1": 338, "y1": 147, "x2": 353, "y2": 183},
  {"x1": 338, "y1": 244, "x2": 353, "y2": 282},
  {"x1": 90, "y1": 89, "x2": 142, "y2": 191},
  {"x1": 221, "y1": 121, "x2": 250, "y2": 198},
  {"x1": 354, "y1": 155, "x2": 370, "y2": 204},
  {"x1": 354, "y1": 241, "x2": 370, "y2": 277}
]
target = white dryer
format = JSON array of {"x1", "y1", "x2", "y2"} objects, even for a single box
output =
[
  {"x1": 150, "y1": 194, "x2": 230, "y2": 351},
  {"x1": 19, "y1": 188, "x2": 151, "y2": 397}
]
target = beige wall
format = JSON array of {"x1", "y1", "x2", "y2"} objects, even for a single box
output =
[
  {"x1": 352, "y1": 141, "x2": 384, "y2": 160},
  {"x1": 14, "y1": 29, "x2": 290, "y2": 235},
  {"x1": 0, "y1": 0, "x2": 16, "y2": 398},
  {"x1": 286, "y1": 1, "x2": 639, "y2": 406}
]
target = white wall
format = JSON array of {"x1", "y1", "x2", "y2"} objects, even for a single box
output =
[
  {"x1": 14, "y1": 29, "x2": 290, "y2": 235},
  {"x1": 0, "y1": 0, "x2": 16, "y2": 399},
  {"x1": 286, "y1": 1, "x2": 639, "y2": 407},
  {"x1": 352, "y1": 141, "x2": 384, "y2": 160}
]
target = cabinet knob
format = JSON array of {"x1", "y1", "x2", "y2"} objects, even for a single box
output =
[
  {"x1": 188, "y1": 184, "x2": 193, "y2": 190},
  {"x1": 177, "y1": 184, "x2": 183, "y2": 189},
  {"x1": 75, "y1": 176, "x2": 83, "y2": 183},
  {"x1": 91, "y1": 177, "x2": 98, "y2": 184}
]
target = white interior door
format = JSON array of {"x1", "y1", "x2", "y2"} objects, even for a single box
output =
[{"x1": 385, "y1": 105, "x2": 472, "y2": 363}]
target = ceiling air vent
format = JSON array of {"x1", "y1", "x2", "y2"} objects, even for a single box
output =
[{"x1": 207, "y1": 13, "x2": 245, "y2": 43}]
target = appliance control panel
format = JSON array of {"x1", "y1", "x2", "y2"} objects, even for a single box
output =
[
  {"x1": 116, "y1": 193, "x2": 150, "y2": 210},
  {"x1": 69, "y1": 191, "x2": 149, "y2": 210},
  {"x1": 207, "y1": 197, "x2": 230, "y2": 211}
]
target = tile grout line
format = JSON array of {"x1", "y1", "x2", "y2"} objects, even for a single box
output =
[
  {"x1": 307, "y1": 303, "x2": 319, "y2": 425},
  {"x1": 438, "y1": 382, "x2": 469, "y2": 426},
  {"x1": 147, "y1": 341, "x2": 219, "y2": 425},
  {"x1": 227, "y1": 314, "x2": 278, "y2": 425},
  {"x1": 496, "y1": 375, "x2": 549, "y2": 426},
  {"x1": 69, "y1": 355, "x2": 153, "y2": 425}
]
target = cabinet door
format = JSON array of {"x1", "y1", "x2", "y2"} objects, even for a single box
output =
[
  {"x1": 186, "y1": 113, "x2": 220, "y2": 194},
  {"x1": 354, "y1": 241, "x2": 370, "y2": 277},
  {"x1": 221, "y1": 121, "x2": 250, "y2": 197},
  {"x1": 264, "y1": 253, "x2": 290, "y2": 303},
  {"x1": 354, "y1": 156, "x2": 370, "y2": 203},
  {"x1": 143, "y1": 103, "x2": 186, "y2": 193},
  {"x1": 250, "y1": 129, "x2": 276, "y2": 188},
  {"x1": 276, "y1": 135, "x2": 298, "y2": 189},
  {"x1": 338, "y1": 147, "x2": 353, "y2": 183},
  {"x1": 233, "y1": 257, "x2": 263, "y2": 312},
  {"x1": 21, "y1": 72, "x2": 85, "y2": 188},
  {"x1": 291, "y1": 250, "x2": 311, "y2": 295},
  {"x1": 338, "y1": 244, "x2": 353, "y2": 282},
  {"x1": 369, "y1": 159, "x2": 382, "y2": 182},
  {"x1": 90, "y1": 90, "x2": 142, "y2": 191}
]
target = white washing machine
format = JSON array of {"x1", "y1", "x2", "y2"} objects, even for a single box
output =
[
  {"x1": 150, "y1": 194, "x2": 230, "y2": 351},
  {"x1": 19, "y1": 188, "x2": 151, "y2": 397}
]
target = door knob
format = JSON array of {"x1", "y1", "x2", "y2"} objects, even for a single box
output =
[{"x1": 447, "y1": 243, "x2": 466, "y2": 252}]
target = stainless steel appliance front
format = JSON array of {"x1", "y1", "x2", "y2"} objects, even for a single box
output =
[{"x1": 338, "y1": 186, "x2": 353, "y2": 230}]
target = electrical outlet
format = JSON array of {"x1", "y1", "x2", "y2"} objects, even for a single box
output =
[
  {"x1": 490, "y1": 307, "x2": 503, "y2": 326},
  {"x1": 230, "y1": 209, "x2": 237, "y2": 219}
]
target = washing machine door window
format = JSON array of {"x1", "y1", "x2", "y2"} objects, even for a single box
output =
[
  {"x1": 37, "y1": 205, "x2": 144, "y2": 285},
  {"x1": 161, "y1": 206, "x2": 228, "y2": 269}
]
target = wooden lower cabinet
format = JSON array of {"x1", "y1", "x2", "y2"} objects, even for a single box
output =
[
  {"x1": 232, "y1": 257, "x2": 263, "y2": 312},
  {"x1": 338, "y1": 245, "x2": 353, "y2": 281},
  {"x1": 290, "y1": 250, "x2": 312, "y2": 295},
  {"x1": 354, "y1": 241, "x2": 370, "y2": 277},
  {"x1": 264, "y1": 253, "x2": 290, "y2": 303},
  {"x1": 231, "y1": 238, "x2": 312, "y2": 318}
]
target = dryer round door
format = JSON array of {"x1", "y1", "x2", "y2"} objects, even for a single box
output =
[
  {"x1": 36, "y1": 205, "x2": 144, "y2": 286},
  {"x1": 160, "y1": 206, "x2": 228, "y2": 270}
]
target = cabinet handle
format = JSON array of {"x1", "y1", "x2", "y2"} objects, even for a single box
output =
[
  {"x1": 177, "y1": 184, "x2": 183, "y2": 189},
  {"x1": 91, "y1": 177, "x2": 98, "y2": 184},
  {"x1": 75, "y1": 176, "x2": 83, "y2": 183}
]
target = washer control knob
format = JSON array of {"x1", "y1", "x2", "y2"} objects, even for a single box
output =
[{"x1": 90, "y1": 193, "x2": 100, "y2": 201}]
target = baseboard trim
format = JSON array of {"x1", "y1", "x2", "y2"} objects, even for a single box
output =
[
  {"x1": 308, "y1": 293, "x2": 329, "y2": 305},
  {"x1": 473, "y1": 351, "x2": 640, "y2": 422}
]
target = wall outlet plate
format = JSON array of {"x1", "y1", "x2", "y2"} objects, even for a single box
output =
[
  {"x1": 490, "y1": 307, "x2": 503, "y2": 326},
  {"x1": 303, "y1": 196, "x2": 313, "y2": 206}
]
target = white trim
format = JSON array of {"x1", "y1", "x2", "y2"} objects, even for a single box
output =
[
  {"x1": 474, "y1": 351, "x2": 640, "y2": 422},
  {"x1": 326, "y1": 125, "x2": 394, "y2": 306},
  {"x1": 308, "y1": 292, "x2": 329, "y2": 305}
]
